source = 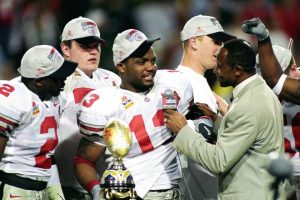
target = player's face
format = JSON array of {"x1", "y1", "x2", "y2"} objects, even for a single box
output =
[
  {"x1": 61, "y1": 40, "x2": 101, "y2": 77},
  {"x1": 120, "y1": 48, "x2": 157, "y2": 93},
  {"x1": 195, "y1": 36, "x2": 222, "y2": 70},
  {"x1": 38, "y1": 77, "x2": 66, "y2": 100},
  {"x1": 214, "y1": 48, "x2": 237, "y2": 87},
  {"x1": 288, "y1": 63, "x2": 300, "y2": 79}
]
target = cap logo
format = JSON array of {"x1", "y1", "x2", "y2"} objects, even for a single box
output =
[
  {"x1": 66, "y1": 30, "x2": 73, "y2": 39},
  {"x1": 210, "y1": 17, "x2": 222, "y2": 30},
  {"x1": 81, "y1": 21, "x2": 97, "y2": 35},
  {"x1": 125, "y1": 30, "x2": 144, "y2": 42},
  {"x1": 195, "y1": 26, "x2": 205, "y2": 35},
  {"x1": 47, "y1": 48, "x2": 63, "y2": 64}
]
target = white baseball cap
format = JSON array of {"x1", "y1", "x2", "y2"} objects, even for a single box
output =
[
  {"x1": 18, "y1": 45, "x2": 77, "y2": 79},
  {"x1": 61, "y1": 16, "x2": 104, "y2": 43},
  {"x1": 256, "y1": 45, "x2": 292, "y2": 72},
  {"x1": 272, "y1": 45, "x2": 292, "y2": 72},
  {"x1": 112, "y1": 29, "x2": 160, "y2": 65},
  {"x1": 180, "y1": 15, "x2": 235, "y2": 42}
]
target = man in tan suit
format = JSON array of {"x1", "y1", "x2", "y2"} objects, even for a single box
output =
[{"x1": 164, "y1": 39, "x2": 286, "y2": 200}]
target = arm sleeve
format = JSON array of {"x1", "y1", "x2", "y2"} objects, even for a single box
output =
[
  {"x1": 0, "y1": 83, "x2": 30, "y2": 137},
  {"x1": 173, "y1": 108, "x2": 256, "y2": 175}
]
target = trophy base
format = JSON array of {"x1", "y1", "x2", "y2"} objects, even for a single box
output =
[
  {"x1": 100, "y1": 158, "x2": 137, "y2": 200},
  {"x1": 101, "y1": 188, "x2": 137, "y2": 200}
]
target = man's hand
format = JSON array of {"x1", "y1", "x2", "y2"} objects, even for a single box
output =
[
  {"x1": 241, "y1": 17, "x2": 269, "y2": 41},
  {"x1": 194, "y1": 103, "x2": 217, "y2": 122},
  {"x1": 185, "y1": 103, "x2": 204, "y2": 120},
  {"x1": 214, "y1": 93, "x2": 228, "y2": 116},
  {"x1": 164, "y1": 110, "x2": 187, "y2": 134}
]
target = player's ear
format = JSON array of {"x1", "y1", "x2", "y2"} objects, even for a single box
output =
[
  {"x1": 234, "y1": 65, "x2": 243, "y2": 76},
  {"x1": 116, "y1": 63, "x2": 126, "y2": 74},
  {"x1": 61, "y1": 42, "x2": 71, "y2": 58},
  {"x1": 34, "y1": 79, "x2": 44, "y2": 88},
  {"x1": 190, "y1": 37, "x2": 198, "y2": 50}
]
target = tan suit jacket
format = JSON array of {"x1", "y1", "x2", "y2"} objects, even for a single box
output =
[{"x1": 173, "y1": 75, "x2": 286, "y2": 199}]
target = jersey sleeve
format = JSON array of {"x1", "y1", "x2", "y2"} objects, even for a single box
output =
[
  {"x1": 0, "y1": 81, "x2": 32, "y2": 138},
  {"x1": 78, "y1": 88, "x2": 120, "y2": 140}
]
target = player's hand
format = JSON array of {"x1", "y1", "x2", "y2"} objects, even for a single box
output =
[
  {"x1": 241, "y1": 17, "x2": 269, "y2": 41},
  {"x1": 46, "y1": 184, "x2": 65, "y2": 200},
  {"x1": 195, "y1": 117, "x2": 216, "y2": 144},
  {"x1": 91, "y1": 184, "x2": 102, "y2": 200}
]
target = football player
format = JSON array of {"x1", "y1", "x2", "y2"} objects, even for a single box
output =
[
  {"x1": 74, "y1": 29, "x2": 194, "y2": 199},
  {"x1": 0, "y1": 45, "x2": 77, "y2": 199},
  {"x1": 176, "y1": 15, "x2": 235, "y2": 200},
  {"x1": 53, "y1": 16, "x2": 121, "y2": 199}
]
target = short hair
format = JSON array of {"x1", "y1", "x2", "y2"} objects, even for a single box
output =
[
  {"x1": 61, "y1": 40, "x2": 72, "y2": 48},
  {"x1": 223, "y1": 39, "x2": 256, "y2": 72}
]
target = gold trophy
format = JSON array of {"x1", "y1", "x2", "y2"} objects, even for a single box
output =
[{"x1": 100, "y1": 118, "x2": 137, "y2": 200}]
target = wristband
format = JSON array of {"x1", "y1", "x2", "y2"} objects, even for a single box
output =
[
  {"x1": 258, "y1": 33, "x2": 270, "y2": 43},
  {"x1": 73, "y1": 156, "x2": 96, "y2": 169},
  {"x1": 272, "y1": 74, "x2": 287, "y2": 95},
  {"x1": 86, "y1": 179, "x2": 100, "y2": 193}
]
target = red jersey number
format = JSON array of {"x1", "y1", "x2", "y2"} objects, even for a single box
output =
[
  {"x1": 129, "y1": 109, "x2": 165, "y2": 154},
  {"x1": 82, "y1": 94, "x2": 99, "y2": 108},
  {"x1": 0, "y1": 84, "x2": 15, "y2": 97},
  {"x1": 35, "y1": 116, "x2": 58, "y2": 169}
]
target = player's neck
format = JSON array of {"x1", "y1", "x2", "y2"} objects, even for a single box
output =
[{"x1": 180, "y1": 59, "x2": 205, "y2": 76}]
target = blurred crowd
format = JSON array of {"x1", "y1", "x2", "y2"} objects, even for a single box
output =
[{"x1": 1, "y1": 0, "x2": 300, "y2": 83}]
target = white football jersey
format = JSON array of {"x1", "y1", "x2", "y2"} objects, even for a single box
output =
[
  {"x1": 0, "y1": 80, "x2": 60, "y2": 181},
  {"x1": 78, "y1": 70, "x2": 194, "y2": 197},
  {"x1": 177, "y1": 65, "x2": 218, "y2": 112},
  {"x1": 176, "y1": 65, "x2": 218, "y2": 200},
  {"x1": 54, "y1": 68, "x2": 121, "y2": 192}
]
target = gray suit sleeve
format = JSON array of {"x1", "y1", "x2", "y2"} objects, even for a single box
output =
[{"x1": 173, "y1": 107, "x2": 257, "y2": 175}]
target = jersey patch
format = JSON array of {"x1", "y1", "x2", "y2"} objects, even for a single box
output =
[
  {"x1": 121, "y1": 95, "x2": 134, "y2": 110},
  {"x1": 32, "y1": 101, "x2": 40, "y2": 116}
]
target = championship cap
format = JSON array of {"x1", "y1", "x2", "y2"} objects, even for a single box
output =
[
  {"x1": 61, "y1": 16, "x2": 104, "y2": 43},
  {"x1": 112, "y1": 29, "x2": 160, "y2": 65},
  {"x1": 18, "y1": 45, "x2": 78, "y2": 79},
  {"x1": 272, "y1": 45, "x2": 292, "y2": 72},
  {"x1": 180, "y1": 15, "x2": 235, "y2": 42},
  {"x1": 256, "y1": 45, "x2": 292, "y2": 72}
]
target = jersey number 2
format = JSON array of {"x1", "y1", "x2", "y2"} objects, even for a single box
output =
[
  {"x1": 0, "y1": 84, "x2": 14, "y2": 97},
  {"x1": 35, "y1": 116, "x2": 58, "y2": 169}
]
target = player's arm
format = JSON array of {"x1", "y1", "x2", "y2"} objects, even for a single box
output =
[
  {"x1": 0, "y1": 136, "x2": 8, "y2": 161},
  {"x1": 74, "y1": 137, "x2": 105, "y2": 198},
  {"x1": 279, "y1": 77, "x2": 300, "y2": 105},
  {"x1": 257, "y1": 38, "x2": 300, "y2": 104},
  {"x1": 242, "y1": 17, "x2": 300, "y2": 105}
]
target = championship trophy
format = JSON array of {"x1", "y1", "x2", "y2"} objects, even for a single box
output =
[{"x1": 100, "y1": 118, "x2": 137, "y2": 200}]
